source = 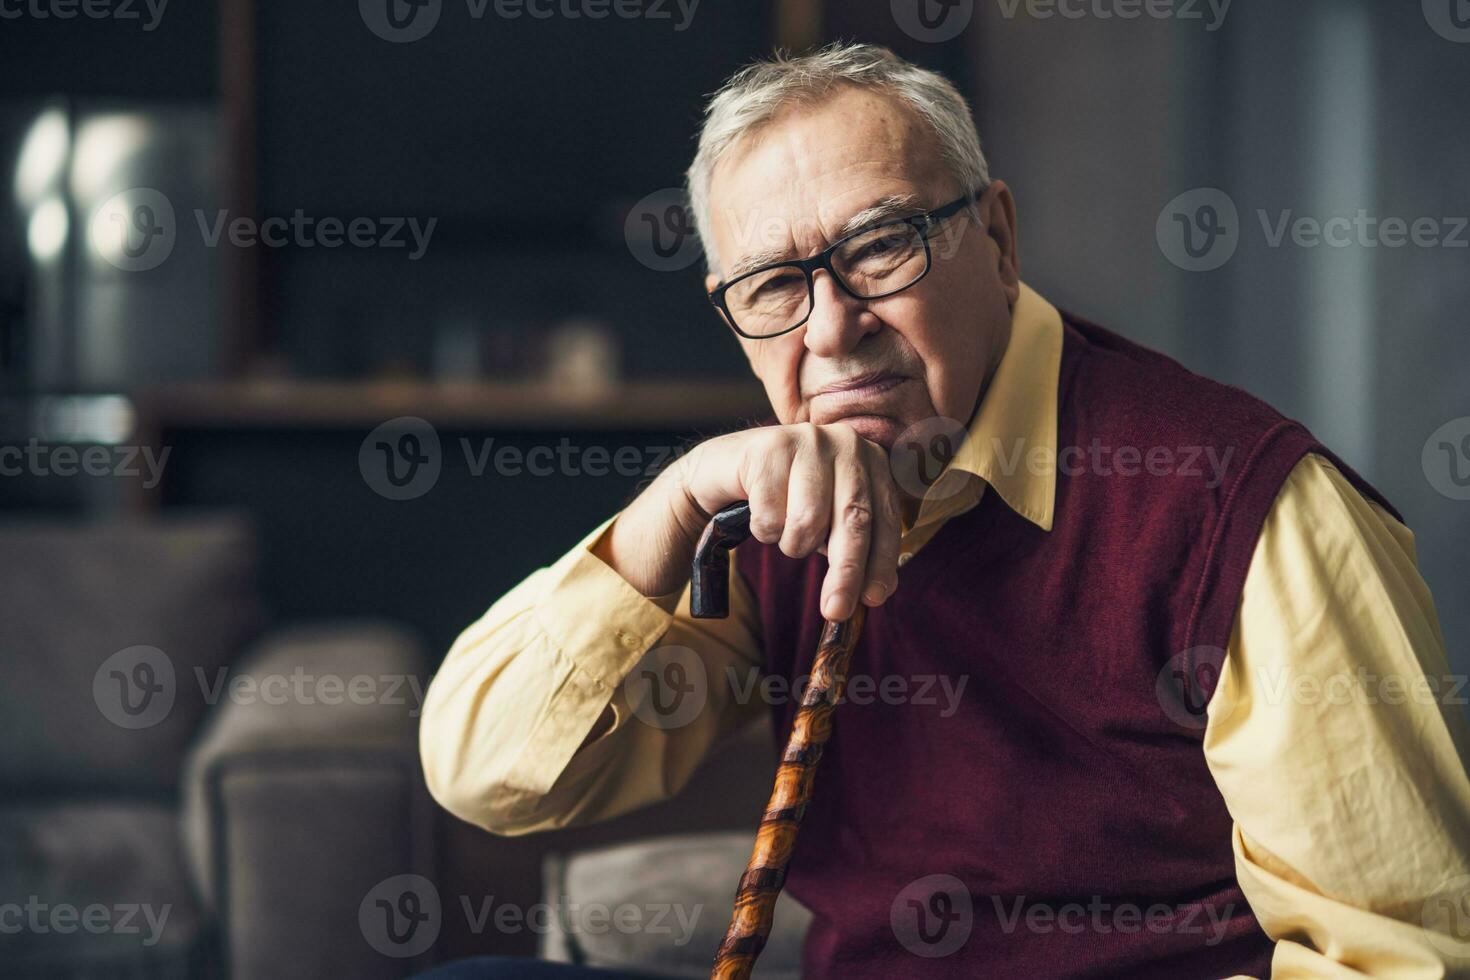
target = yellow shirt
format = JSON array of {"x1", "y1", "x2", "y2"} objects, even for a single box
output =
[{"x1": 421, "y1": 283, "x2": 1470, "y2": 978}]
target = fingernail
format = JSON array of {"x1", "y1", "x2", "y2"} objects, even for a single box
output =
[
  {"x1": 823, "y1": 593, "x2": 847, "y2": 620},
  {"x1": 862, "y1": 582, "x2": 888, "y2": 605}
]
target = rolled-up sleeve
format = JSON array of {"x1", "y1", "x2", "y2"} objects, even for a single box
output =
[
  {"x1": 419, "y1": 514, "x2": 765, "y2": 835},
  {"x1": 1205, "y1": 453, "x2": 1470, "y2": 977}
]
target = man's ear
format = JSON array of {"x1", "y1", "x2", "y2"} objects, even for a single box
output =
[{"x1": 978, "y1": 179, "x2": 1020, "y2": 305}]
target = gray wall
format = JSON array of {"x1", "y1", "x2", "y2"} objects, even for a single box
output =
[{"x1": 967, "y1": 0, "x2": 1469, "y2": 675}]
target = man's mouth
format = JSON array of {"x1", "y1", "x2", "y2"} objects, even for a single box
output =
[{"x1": 810, "y1": 371, "x2": 910, "y2": 419}]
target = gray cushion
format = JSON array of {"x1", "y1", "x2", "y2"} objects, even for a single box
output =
[
  {"x1": 0, "y1": 515, "x2": 263, "y2": 791},
  {"x1": 541, "y1": 832, "x2": 811, "y2": 979},
  {"x1": 0, "y1": 800, "x2": 204, "y2": 977}
]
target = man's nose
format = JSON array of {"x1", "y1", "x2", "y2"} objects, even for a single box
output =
[{"x1": 802, "y1": 270, "x2": 878, "y2": 358}]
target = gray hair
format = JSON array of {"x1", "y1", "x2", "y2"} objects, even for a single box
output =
[{"x1": 686, "y1": 42, "x2": 991, "y2": 275}]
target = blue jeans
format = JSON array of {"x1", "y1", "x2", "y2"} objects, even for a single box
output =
[{"x1": 414, "y1": 957, "x2": 671, "y2": 979}]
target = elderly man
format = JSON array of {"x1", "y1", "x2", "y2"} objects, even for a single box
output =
[{"x1": 419, "y1": 43, "x2": 1470, "y2": 979}]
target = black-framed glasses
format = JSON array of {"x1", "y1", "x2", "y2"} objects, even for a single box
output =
[{"x1": 708, "y1": 188, "x2": 983, "y2": 340}]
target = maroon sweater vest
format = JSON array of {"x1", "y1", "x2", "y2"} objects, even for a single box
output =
[{"x1": 735, "y1": 313, "x2": 1398, "y2": 979}]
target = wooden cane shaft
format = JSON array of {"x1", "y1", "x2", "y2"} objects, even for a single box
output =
[{"x1": 711, "y1": 606, "x2": 867, "y2": 980}]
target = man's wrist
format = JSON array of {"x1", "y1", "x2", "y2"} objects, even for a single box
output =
[{"x1": 592, "y1": 470, "x2": 700, "y2": 598}]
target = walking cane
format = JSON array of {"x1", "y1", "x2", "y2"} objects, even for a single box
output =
[{"x1": 691, "y1": 501, "x2": 869, "y2": 980}]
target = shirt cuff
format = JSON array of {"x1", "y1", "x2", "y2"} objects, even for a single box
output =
[{"x1": 533, "y1": 513, "x2": 683, "y2": 689}]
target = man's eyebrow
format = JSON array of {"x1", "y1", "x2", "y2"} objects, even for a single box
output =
[
  {"x1": 727, "y1": 245, "x2": 796, "y2": 280},
  {"x1": 835, "y1": 193, "x2": 923, "y2": 239},
  {"x1": 723, "y1": 194, "x2": 925, "y2": 282}
]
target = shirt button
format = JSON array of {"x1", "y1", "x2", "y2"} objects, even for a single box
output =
[
  {"x1": 897, "y1": 552, "x2": 912, "y2": 567},
  {"x1": 617, "y1": 632, "x2": 640, "y2": 649}
]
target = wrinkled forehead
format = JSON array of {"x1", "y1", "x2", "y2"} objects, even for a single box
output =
[{"x1": 706, "y1": 87, "x2": 954, "y2": 273}]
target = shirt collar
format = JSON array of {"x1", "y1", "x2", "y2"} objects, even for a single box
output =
[{"x1": 911, "y1": 281, "x2": 1062, "y2": 533}]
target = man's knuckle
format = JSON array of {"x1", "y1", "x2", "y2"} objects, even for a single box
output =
[{"x1": 840, "y1": 499, "x2": 874, "y2": 533}]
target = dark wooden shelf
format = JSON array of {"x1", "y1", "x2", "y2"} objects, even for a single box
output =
[{"x1": 135, "y1": 378, "x2": 770, "y2": 431}]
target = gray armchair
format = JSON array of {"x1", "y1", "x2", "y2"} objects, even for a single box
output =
[{"x1": 0, "y1": 516, "x2": 431, "y2": 980}]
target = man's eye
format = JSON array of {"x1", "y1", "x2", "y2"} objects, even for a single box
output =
[
  {"x1": 855, "y1": 233, "x2": 908, "y2": 260},
  {"x1": 751, "y1": 272, "x2": 804, "y2": 299}
]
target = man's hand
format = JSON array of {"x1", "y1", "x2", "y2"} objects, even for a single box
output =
[{"x1": 594, "y1": 423, "x2": 903, "y2": 621}]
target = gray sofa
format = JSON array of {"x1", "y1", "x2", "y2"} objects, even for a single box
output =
[
  {"x1": 0, "y1": 513, "x2": 808, "y2": 978},
  {"x1": 0, "y1": 516, "x2": 432, "y2": 979}
]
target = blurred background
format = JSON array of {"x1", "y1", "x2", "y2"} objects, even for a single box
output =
[{"x1": 1, "y1": 1, "x2": 1466, "y2": 977}]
